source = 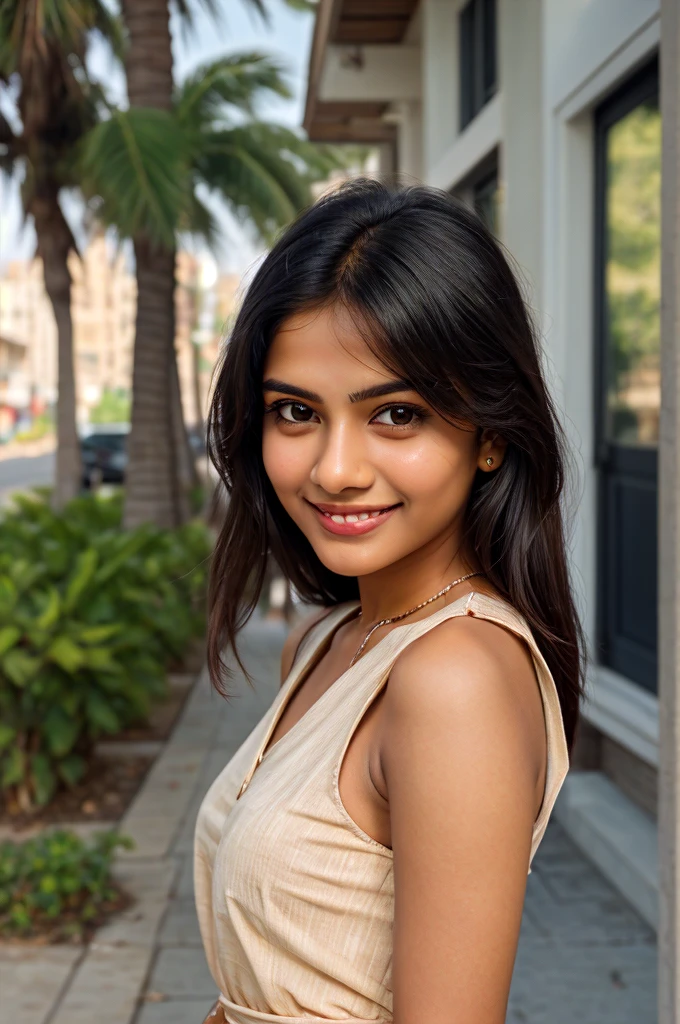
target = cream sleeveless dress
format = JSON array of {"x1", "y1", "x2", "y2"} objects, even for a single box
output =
[{"x1": 194, "y1": 590, "x2": 570, "y2": 1024}]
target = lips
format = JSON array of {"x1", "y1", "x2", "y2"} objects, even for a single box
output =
[{"x1": 306, "y1": 499, "x2": 401, "y2": 537}]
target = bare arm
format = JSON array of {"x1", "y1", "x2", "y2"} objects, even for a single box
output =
[
  {"x1": 279, "y1": 606, "x2": 332, "y2": 686},
  {"x1": 381, "y1": 615, "x2": 544, "y2": 1024}
]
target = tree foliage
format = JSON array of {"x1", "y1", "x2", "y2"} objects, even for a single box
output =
[{"x1": 79, "y1": 52, "x2": 340, "y2": 251}]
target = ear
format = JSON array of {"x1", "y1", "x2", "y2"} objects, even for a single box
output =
[{"x1": 478, "y1": 431, "x2": 507, "y2": 473}]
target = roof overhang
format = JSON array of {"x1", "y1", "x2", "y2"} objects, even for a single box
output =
[{"x1": 304, "y1": 0, "x2": 420, "y2": 145}]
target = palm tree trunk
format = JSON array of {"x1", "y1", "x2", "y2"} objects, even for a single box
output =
[
  {"x1": 123, "y1": 240, "x2": 180, "y2": 528},
  {"x1": 31, "y1": 194, "x2": 81, "y2": 508},
  {"x1": 121, "y1": 0, "x2": 183, "y2": 527},
  {"x1": 191, "y1": 339, "x2": 205, "y2": 438},
  {"x1": 169, "y1": 338, "x2": 195, "y2": 519},
  {"x1": 121, "y1": 0, "x2": 173, "y2": 111}
]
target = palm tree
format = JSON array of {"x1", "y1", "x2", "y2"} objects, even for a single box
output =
[
  {"x1": 114, "y1": 0, "x2": 320, "y2": 529},
  {"x1": 81, "y1": 48, "x2": 338, "y2": 528},
  {"x1": 0, "y1": 1, "x2": 120, "y2": 507}
]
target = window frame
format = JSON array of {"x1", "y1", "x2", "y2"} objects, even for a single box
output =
[{"x1": 459, "y1": 0, "x2": 498, "y2": 131}]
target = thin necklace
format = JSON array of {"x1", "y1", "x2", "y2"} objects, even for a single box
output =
[{"x1": 348, "y1": 571, "x2": 483, "y2": 667}]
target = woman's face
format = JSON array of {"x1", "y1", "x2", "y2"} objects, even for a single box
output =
[{"x1": 262, "y1": 304, "x2": 503, "y2": 579}]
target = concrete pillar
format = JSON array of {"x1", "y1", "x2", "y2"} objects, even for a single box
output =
[
  {"x1": 394, "y1": 101, "x2": 424, "y2": 181},
  {"x1": 658, "y1": 1, "x2": 680, "y2": 1020},
  {"x1": 422, "y1": 0, "x2": 458, "y2": 171},
  {"x1": 377, "y1": 141, "x2": 397, "y2": 178},
  {"x1": 498, "y1": 0, "x2": 543, "y2": 307}
]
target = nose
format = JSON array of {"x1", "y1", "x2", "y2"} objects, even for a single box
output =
[{"x1": 310, "y1": 421, "x2": 374, "y2": 494}]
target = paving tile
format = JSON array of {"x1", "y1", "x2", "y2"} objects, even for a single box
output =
[
  {"x1": 0, "y1": 945, "x2": 81, "y2": 1024},
  {"x1": 523, "y1": 858, "x2": 655, "y2": 946},
  {"x1": 509, "y1": 940, "x2": 657, "y2": 1023},
  {"x1": 175, "y1": 854, "x2": 196, "y2": 899},
  {"x1": 146, "y1": 947, "x2": 217, "y2": 999},
  {"x1": 158, "y1": 900, "x2": 204, "y2": 947},
  {"x1": 136, "y1": 997, "x2": 216, "y2": 1024},
  {"x1": 102, "y1": 858, "x2": 177, "y2": 946},
  {"x1": 51, "y1": 944, "x2": 153, "y2": 1024}
]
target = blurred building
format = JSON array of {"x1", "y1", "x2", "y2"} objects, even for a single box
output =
[
  {"x1": 304, "y1": 0, "x2": 672, "y2": 939},
  {"x1": 0, "y1": 237, "x2": 214, "y2": 427},
  {"x1": 0, "y1": 257, "x2": 58, "y2": 409},
  {"x1": 0, "y1": 334, "x2": 28, "y2": 439},
  {"x1": 69, "y1": 233, "x2": 136, "y2": 415},
  {"x1": 193, "y1": 271, "x2": 242, "y2": 415}
]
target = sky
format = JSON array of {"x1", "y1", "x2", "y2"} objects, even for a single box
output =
[{"x1": 0, "y1": 0, "x2": 316, "y2": 274}]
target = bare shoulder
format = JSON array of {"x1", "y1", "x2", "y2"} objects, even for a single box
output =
[
  {"x1": 279, "y1": 605, "x2": 332, "y2": 686},
  {"x1": 381, "y1": 612, "x2": 545, "y2": 784},
  {"x1": 382, "y1": 612, "x2": 546, "y2": 1022}
]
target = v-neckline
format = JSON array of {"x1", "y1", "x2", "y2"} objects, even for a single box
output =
[
  {"x1": 257, "y1": 602, "x2": 362, "y2": 766},
  {"x1": 237, "y1": 590, "x2": 500, "y2": 800},
  {"x1": 235, "y1": 603, "x2": 361, "y2": 798}
]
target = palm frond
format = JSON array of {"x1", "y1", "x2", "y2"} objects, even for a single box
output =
[
  {"x1": 174, "y1": 0, "x2": 268, "y2": 31},
  {"x1": 280, "y1": 0, "x2": 317, "y2": 10},
  {"x1": 0, "y1": 107, "x2": 17, "y2": 150},
  {"x1": 0, "y1": 0, "x2": 124, "y2": 73},
  {"x1": 0, "y1": 109, "x2": 20, "y2": 174},
  {"x1": 176, "y1": 52, "x2": 291, "y2": 127},
  {"x1": 194, "y1": 122, "x2": 339, "y2": 243},
  {"x1": 195, "y1": 135, "x2": 294, "y2": 242},
  {"x1": 44, "y1": 0, "x2": 125, "y2": 58},
  {"x1": 181, "y1": 186, "x2": 219, "y2": 248},
  {"x1": 79, "y1": 107, "x2": 190, "y2": 249}
]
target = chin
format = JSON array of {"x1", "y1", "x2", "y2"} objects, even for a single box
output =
[{"x1": 308, "y1": 538, "x2": 401, "y2": 579}]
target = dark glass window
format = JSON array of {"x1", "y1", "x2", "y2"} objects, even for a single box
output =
[
  {"x1": 473, "y1": 169, "x2": 499, "y2": 236},
  {"x1": 594, "y1": 59, "x2": 660, "y2": 692},
  {"x1": 459, "y1": 0, "x2": 497, "y2": 130}
]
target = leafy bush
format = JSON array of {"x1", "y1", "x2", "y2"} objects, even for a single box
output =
[
  {"x1": 89, "y1": 387, "x2": 131, "y2": 425},
  {"x1": 0, "y1": 829, "x2": 133, "y2": 941},
  {"x1": 13, "y1": 413, "x2": 54, "y2": 443},
  {"x1": 0, "y1": 491, "x2": 211, "y2": 811}
]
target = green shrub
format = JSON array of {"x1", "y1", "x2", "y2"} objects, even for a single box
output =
[
  {"x1": 13, "y1": 414, "x2": 54, "y2": 443},
  {"x1": 0, "y1": 492, "x2": 211, "y2": 811},
  {"x1": 0, "y1": 829, "x2": 133, "y2": 941},
  {"x1": 89, "y1": 387, "x2": 131, "y2": 425}
]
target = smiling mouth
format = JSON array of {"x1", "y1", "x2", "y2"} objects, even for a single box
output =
[
  {"x1": 304, "y1": 499, "x2": 402, "y2": 536},
  {"x1": 306, "y1": 500, "x2": 401, "y2": 524}
]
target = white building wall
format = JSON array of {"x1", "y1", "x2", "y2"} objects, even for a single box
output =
[
  {"x1": 412, "y1": 0, "x2": 663, "y2": 778},
  {"x1": 499, "y1": 0, "x2": 544, "y2": 310},
  {"x1": 540, "y1": 0, "x2": 660, "y2": 756}
]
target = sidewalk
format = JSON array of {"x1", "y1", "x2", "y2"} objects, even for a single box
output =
[
  {"x1": 0, "y1": 613, "x2": 657, "y2": 1024},
  {"x1": 0, "y1": 434, "x2": 55, "y2": 461}
]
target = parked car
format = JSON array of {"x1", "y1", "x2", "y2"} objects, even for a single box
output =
[
  {"x1": 80, "y1": 423, "x2": 129, "y2": 487},
  {"x1": 187, "y1": 425, "x2": 206, "y2": 456}
]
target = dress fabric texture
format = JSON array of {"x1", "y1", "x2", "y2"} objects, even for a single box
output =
[{"x1": 194, "y1": 591, "x2": 571, "y2": 1024}]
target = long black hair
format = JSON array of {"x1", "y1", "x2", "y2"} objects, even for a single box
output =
[{"x1": 207, "y1": 178, "x2": 584, "y2": 751}]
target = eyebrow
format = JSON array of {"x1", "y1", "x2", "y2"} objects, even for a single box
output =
[{"x1": 262, "y1": 378, "x2": 415, "y2": 405}]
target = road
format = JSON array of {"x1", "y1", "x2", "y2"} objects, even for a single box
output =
[{"x1": 0, "y1": 451, "x2": 55, "y2": 506}]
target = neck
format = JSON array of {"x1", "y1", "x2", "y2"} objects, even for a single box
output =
[{"x1": 355, "y1": 531, "x2": 478, "y2": 625}]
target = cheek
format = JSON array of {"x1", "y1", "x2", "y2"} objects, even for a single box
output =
[
  {"x1": 262, "y1": 425, "x2": 310, "y2": 497},
  {"x1": 379, "y1": 437, "x2": 476, "y2": 503}
]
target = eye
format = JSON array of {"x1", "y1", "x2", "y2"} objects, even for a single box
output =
[
  {"x1": 270, "y1": 400, "x2": 317, "y2": 423},
  {"x1": 371, "y1": 404, "x2": 424, "y2": 428}
]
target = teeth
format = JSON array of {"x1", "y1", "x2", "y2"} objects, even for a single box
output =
[{"x1": 321, "y1": 507, "x2": 393, "y2": 523}]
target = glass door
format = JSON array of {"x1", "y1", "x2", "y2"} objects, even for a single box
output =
[{"x1": 594, "y1": 59, "x2": 661, "y2": 692}]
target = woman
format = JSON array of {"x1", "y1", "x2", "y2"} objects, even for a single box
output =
[{"x1": 195, "y1": 179, "x2": 584, "y2": 1024}]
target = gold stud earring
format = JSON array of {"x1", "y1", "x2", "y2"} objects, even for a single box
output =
[{"x1": 486, "y1": 457, "x2": 494, "y2": 466}]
